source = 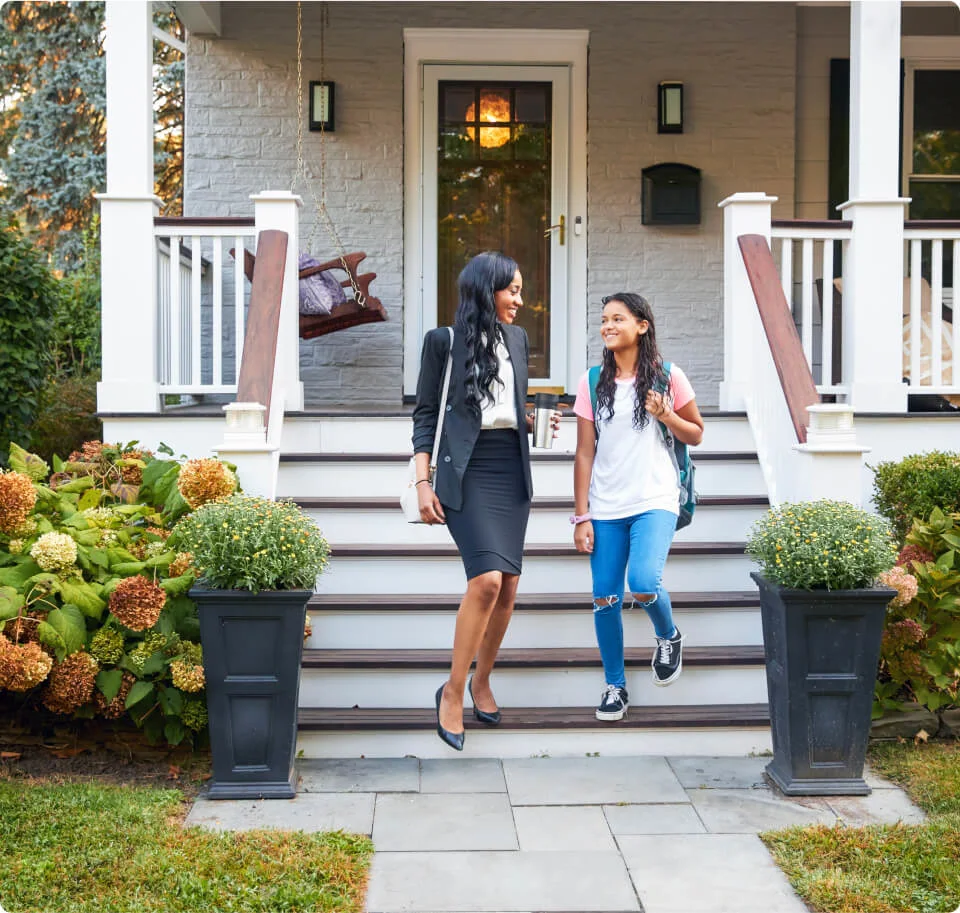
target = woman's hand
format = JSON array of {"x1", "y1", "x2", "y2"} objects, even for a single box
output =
[
  {"x1": 526, "y1": 409, "x2": 564, "y2": 437},
  {"x1": 573, "y1": 519, "x2": 594, "y2": 554},
  {"x1": 418, "y1": 482, "x2": 446, "y2": 524},
  {"x1": 645, "y1": 390, "x2": 672, "y2": 419}
]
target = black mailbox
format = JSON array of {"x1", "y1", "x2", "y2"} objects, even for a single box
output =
[{"x1": 641, "y1": 163, "x2": 701, "y2": 226}]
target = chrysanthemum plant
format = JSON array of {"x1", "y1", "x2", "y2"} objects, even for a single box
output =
[
  {"x1": 0, "y1": 442, "x2": 238, "y2": 745},
  {"x1": 746, "y1": 499, "x2": 897, "y2": 591}
]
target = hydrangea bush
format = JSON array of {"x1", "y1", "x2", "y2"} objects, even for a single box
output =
[
  {"x1": 746, "y1": 500, "x2": 897, "y2": 591},
  {"x1": 0, "y1": 441, "x2": 239, "y2": 745}
]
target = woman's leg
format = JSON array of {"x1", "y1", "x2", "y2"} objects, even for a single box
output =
[
  {"x1": 439, "y1": 571, "x2": 503, "y2": 733},
  {"x1": 471, "y1": 572, "x2": 519, "y2": 711},
  {"x1": 625, "y1": 509, "x2": 679, "y2": 638},
  {"x1": 589, "y1": 518, "x2": 630, "y2": 687}
]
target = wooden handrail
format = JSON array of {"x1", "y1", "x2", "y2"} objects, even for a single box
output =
[
  {"x1": 154, "y1": 216, "x2": 256, "y2": 227},
  {"x1": 904, "y1": 220, "x2": 960, "y2": 230},
  {"x1": 236, "y1": 229, "x2": 288, "y2": 425},
  {"x1": 771, "y1": 219, "x2": 852, "y2": 231},
  {"x1": 737, "y1": 234, "x2": 820, "y2": 444}
]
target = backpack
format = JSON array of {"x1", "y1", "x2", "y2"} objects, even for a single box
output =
[{"x1": 588, "y1": 362, "x2": 697, "y2": 530}]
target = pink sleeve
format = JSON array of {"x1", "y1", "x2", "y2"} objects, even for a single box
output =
[
  {"x1": 573, "y1": 372, "x2": 594, "y2": 421},
  {"x1": 669, "y1": 365, "x2": 695, "y2": 411}
]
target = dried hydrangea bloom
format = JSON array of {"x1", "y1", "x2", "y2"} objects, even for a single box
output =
[
  {"x1": 94, "y1": 671, "x2": 136, "y2": 719},
  {"x1": 30, "y1": 531, "x2": 78, "y2": 572},
  {"x1": 0, "y1": 635, "x2": 54, "y2": 691},
  {"x1": 181, "y1": 697, "x2": 208, "y2": 732},
  {"x1": 0, "y1": 470, "x2": 37, "y2": 534},
  {"x1": 119, "y1": 449, "x2": 152, "y2": 485},
  {"x1": 897, "y1": 544, "x2": 935, "y2": 568},
  {"x1": 176, "y1": 458, "x2": 237, "y2": 509},
  {"x1": 108, "y1": 575, "x2": 167, "y2": 632},
  {"x1": 168, "y1": 552, "x2": 194, "y2": 578},
  {"x1": 170, "y1": 659, "x2": 205, "y2": 693},
  {"x1": 304, "y1": 614, "x2": 313, "y2": 641},
  {"x1": 4, "y1": 614, "x2": 40, "y2": 645},
  {"x1": 89, "y1": 627, "x2": 125, "y2": 666},
  {"x1": 879, "y1": 566, "x2": 919, "y2": 608},
  {"x1": 42, "y1": 651, "x2": 98, "y2": 713}
]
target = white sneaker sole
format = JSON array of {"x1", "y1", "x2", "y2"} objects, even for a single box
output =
[
  {"x1": 595, "y1": 704, "x2": 628, "y2": 721},
  {"x1": 652, "y1": 660, "x2": 682, "y2": 687}
]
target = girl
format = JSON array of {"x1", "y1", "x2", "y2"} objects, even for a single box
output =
[
  {"x1": 412, "y1": 251, "x2": 557, "y2": 750},
  {"x1": 572, "y1": 293, "x2": 704, "y2": 721}
]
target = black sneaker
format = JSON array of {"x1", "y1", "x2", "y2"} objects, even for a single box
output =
[
  {"x1": 652, "y1": 627, "x2": 684, "y2": 686},
  {"x1": 595, "y1": 685, "x2": 629, "y2": 721}
]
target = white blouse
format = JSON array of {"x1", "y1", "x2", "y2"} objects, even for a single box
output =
[{"x1": 479, "y1": 338, "x2": 519, "y2": 430}]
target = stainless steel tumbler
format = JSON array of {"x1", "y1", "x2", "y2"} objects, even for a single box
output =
[{"x1": 532, "y1": 392, "x2": 559, "y2": 449}]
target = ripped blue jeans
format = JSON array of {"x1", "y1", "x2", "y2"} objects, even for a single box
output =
[{"x1": 590, "y1": 509, "x2": 678, "y2": 688}]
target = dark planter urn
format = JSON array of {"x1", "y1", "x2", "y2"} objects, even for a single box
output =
[
  {"x1": 752, "y1": 572, "x2": 894, "y2": 796},
  {"x1": 193, "y1": 587, "x2": 310, "y2": 800}
]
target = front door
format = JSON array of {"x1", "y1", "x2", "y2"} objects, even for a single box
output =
[{"x1": 422, "y1": 65, "x2": 570, "y2": 387}]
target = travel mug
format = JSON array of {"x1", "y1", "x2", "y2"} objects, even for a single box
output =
[{"x1": 532, "y1": 392, "x2": 559, "y2": 449}]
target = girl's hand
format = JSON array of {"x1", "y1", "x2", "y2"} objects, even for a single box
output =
[
  {"x1": 645, "y1": 390, "x2": 672, "y2": 419},
  {"x1": 550, "y1": 409, "x2": 562, "y2": 438},
  {"x1": 574, "y1": 519, "x2": 594, "y2": 554},
  {"x1": 418, "y1": 483, "x2": 446, "y2": 524}
]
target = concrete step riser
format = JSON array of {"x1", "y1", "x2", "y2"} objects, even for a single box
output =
[
  {"x1": 315, "y1": 552, "x2": 755, "y2": 595},
  {"x1": 281, "y1": 415, "x2": 756, "y2": 455},
  {"x1": 295, "y1": 727, "x2": 772, "y2": 759},
  {"x1": 306, "y1": 607, "x2": 764, "y2": 650},
  {"x1": 306, "y1": 504, "x2": 767, "y2": 545},
  {"x1": 298, "y1": 665, "x2": 769, "y2": 709},
  {"x1": 280, "y1": 459, "x2": 766, "y2": 499}
]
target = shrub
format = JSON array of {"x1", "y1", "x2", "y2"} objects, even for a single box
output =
[
  {"x1": 746, "y1": 499, "x2": 897, "y2": 590},
  {"x1": 171, "y1": 494, "x2": 329, "y2": 592},
  {"x1": 29, "y1": 371, "x2": 101, "y2": 465},
  {"x1": 874, "y1": 507, "x2": 960, "y2": 715},
  {"x1": 871, "y1": 451, "x2": 960, "y2": 543}
]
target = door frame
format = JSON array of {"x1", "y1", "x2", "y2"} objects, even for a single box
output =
[{"x1": 402, "y1": 28, "x2": 589, "y2": 396}]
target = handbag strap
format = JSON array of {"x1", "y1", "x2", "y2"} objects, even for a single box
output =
[{"x1": 429, "y1": 327, "x2": 455, "y2": 484}]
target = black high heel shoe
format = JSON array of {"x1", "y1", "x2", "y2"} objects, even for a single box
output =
[
  {"x1": 468, "y1": 676, "x2": 502, "y2": 726},
  {"x1": 435, "y1": 684, "x2": 464, "y2": 751}
]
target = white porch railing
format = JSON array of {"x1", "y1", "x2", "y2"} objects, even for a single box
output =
[
  {"x1": 902, "y1": 221, "x2": 960, "y2": 396},
  {"x1": 770, "y1": 219, "x2": 852, "y2": 399},
  {"x1": 154, "y1": 217, "x2": 257, "y2": 396}
]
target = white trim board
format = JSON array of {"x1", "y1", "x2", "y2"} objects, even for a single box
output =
[{"x1": 402, "y1": 28, "x2": 589, "y2": 396}]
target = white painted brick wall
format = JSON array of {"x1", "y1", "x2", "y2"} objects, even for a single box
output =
[{"x1": 185, "y1": 2, "x2": 797, "y2": 409}]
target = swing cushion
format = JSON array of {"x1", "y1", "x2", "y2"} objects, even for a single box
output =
[{"x1": 298, "y1": 253, "x2": 347, "y2": 315}]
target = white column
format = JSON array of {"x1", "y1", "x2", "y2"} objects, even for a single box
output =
[
  {"x1": 718, "y1": 193, "x2": 778, "y2": 411},
  {"x1": 792, "y1": 405, "x2": 870, "y2": 506},
  {"x1": 251, "y1": 192, "x2": 304, "y2": 412},
  {"x1": 96, "y1": 0, "x2": 160, "y2": 413},
  {"x1": 838, "y1": 0, "x2": 908, "y2": 412}
]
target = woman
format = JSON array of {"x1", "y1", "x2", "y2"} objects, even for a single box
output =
[
  {"x1": 572, "y1": 293, "x2": 704, "y2": 721},
  {"x1": 412, "y1": 251, "x2": 555, "y2": 750}
]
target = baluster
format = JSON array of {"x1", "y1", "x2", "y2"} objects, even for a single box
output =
[
  {"x1": 821, "y1": 240, "x2": 834, "y2": 388},
  {"x1": 169, "y1": 235, "x2": 181, "y2": 386},
  {"x1": 234, "y1": 235, "x2": 246, "y2": 380},
  {"x1": 213, "y1": 237, "x2": 223, "y2": 387},
  {"x1": 954, "y1": 241, "x2": 960, "y2": 389},
  {"x1": 910, "y1": 239, "x2": 922, "y2": 387},
  {"x1": 801, "y1": 238, "x2": 814, "y2": 372},
  {"x1": 779, "y1": 238, "x2": 793, "y2": 312},
  {"x1": 191, "y1": 236, "x2": 202, "y2": 387},
  {"x1": 932, "y1": 239, "x2": 944, "y2": 387}
]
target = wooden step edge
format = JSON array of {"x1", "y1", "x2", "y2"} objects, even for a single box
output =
[
  {"x1": 307, "y1": 591, "x2": 761, "y2": 612},
  {"x1": 296, "y1": 495, "x2": 769, "y2": 510},
  {"x1": 285, "y1": 408, "x2": 750, "y2": 420},
  {"x1": 280, "y1": 451, "x2": 760, "y2": 464},
  {"x1": 326, "y1": 542, "x2": 746, "y2": 558},
  {"x1": 297, "y1": 703, "x2": 770, "y2": 731},
  {"x1": 301, "y1": 645, "x2": 766, "y2": 669}
]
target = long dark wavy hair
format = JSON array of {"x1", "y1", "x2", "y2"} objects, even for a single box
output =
[
  {"x1": 454, "y1": 251, "x2": 519, "y2": 414},
  {"x1": 595, "y1": 292, "x2": 666, "y2": 431}
]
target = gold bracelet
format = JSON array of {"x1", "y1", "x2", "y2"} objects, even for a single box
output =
[{"x1": 415, "y1": 479, "x2": 431, "y2": 486}]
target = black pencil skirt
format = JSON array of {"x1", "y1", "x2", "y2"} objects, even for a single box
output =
[{"x1": 443, "y1": 429, "x2": 531, "y2": 580}]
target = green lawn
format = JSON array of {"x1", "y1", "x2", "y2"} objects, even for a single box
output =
[
  {"x1": 762, "y1": 742, "x2": 960, "y2": 913},
  {"x1": 0, "y1": 779, "x2": 372, "y2": 913}
]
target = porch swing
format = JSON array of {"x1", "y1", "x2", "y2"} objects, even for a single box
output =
[{"x1": 234, "y1": 0, "x2": 386, "y2": 340}]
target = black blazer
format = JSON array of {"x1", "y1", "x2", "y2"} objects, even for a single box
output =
[{"x1": 412, "y1": 324, "x2": 534, "y2": 511}]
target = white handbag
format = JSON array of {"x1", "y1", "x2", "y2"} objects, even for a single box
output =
[{"x1": 401, "y1": 328, "x2": 454, "y2": 523}]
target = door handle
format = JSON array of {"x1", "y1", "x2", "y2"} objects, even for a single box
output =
[{"x1": 544, "y1": 214, "x2": 565, "y2": 246}]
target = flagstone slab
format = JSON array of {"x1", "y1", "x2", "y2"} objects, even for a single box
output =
[
  {"x1": 297, "y1": 758, "x2": 420, "y2": 793},
  {"x1": 827, "y1": 789, "x2": 927, "y2": 826},
  {"x1": 603, "y1": 803, "x2": 707, "y2": 835},
  {"x1": 619, "y1": 834, "x2": 808, "y2": 912},
  {"x1": 367, "y1": 851, "x2": 640, "y2": 912},
  {"x1": 667, "y1": 755, "x2": 769, "y2": 789},
  {"x1": 687, "y1": 787, "x2": 837, "y2": 833},
  {"x1": 420, "y1": 758, "x2": 507, "y2": 793},
  {"x1": 373, "y1": 793, "x2": 518, "y2": 851},
  {"x1": 185, "y1": 792, "x2": 375, "y2": 834},
  {"x1": 504, "y1": 756, "x2": 687, "y2": 806},
  {"x1": 513, "y1": 805, "x2": 617, "y2": 851}
]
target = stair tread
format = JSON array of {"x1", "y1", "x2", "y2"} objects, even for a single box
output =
[
  {"x1": 296, "y1": 495, "x2": 769, "y2": 509},
  {"x1": 307, "y1": 591, "x2": 760, "y2": 610},
  {"x1": 298, "y1": 703, "x2": 770, "y2": 730},
  {"x1": 302, "y1": 645, "x2": 765, "y2": 668},
  {"x1": 281, "y1": 451, "x2": 759, "y2": 463},
  {"x1": 328, "y1": 542, "x2": 745, "y2": 557}
]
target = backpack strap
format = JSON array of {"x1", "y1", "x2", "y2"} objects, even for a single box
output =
[{"x1": 588, "y1": 365, "x2": 601, "y2": 416}]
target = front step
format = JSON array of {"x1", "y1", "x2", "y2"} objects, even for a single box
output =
[{"x1": 295, "y1": 704, "x2": 772, "y2": 759}]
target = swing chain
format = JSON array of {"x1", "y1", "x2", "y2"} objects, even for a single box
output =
[{"x1": 292, "y1": 0, "x2": 366, "y2": 307}]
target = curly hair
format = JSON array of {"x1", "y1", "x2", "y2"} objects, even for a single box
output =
[
  {"x1": 453, "y1": 251, "x2": 519, "y2": 415},
  {"x1": 595, "y1": 292, "x2": 666, "y2": 432}
]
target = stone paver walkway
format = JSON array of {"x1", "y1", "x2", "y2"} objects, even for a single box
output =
[{"x1": 185, "y1": 755, "x2": 925, "y2": 913}]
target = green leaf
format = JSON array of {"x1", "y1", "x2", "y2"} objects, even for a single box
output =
[
  {"x1": 0, "y1": 588, "x2": 25, "y2": 621},
  {"x1": 110, "y1": 482, "x2": 140, "y2": 504},
  {"x1": 73, "y1": 527, "x2": 102, "y2": 547},
  {"x1": 936, "y1": 550, "x2": 956, "y2": 571},
  {"x1": 77, "y1": 487, "x2": 102, "y2": 511},
  {"x1": 0, "y1": 560, "x2": 44, "y2": 589},
  {"x1": 140, "y1": 651, "x2": 167, "y2": 677},
  {"x1": 160, "y1": 574, "x2": 195, "y2": 597},
  {"x1": 125, "y1": 681, "x2": 155, "y2": 709},
  {"x1": 142, "y1": 459, "x2": 178, "y2": 493},
  {"x1": 158, "y1": 686, "x2": 184, "y2": 717},
  {"x1": 8, "y1": 442, "x2": 50, "y2": 481},
  {"x1": 36, "y1": 621, "x2": 67, "y2": 660},
  {"x1": 110, "y1": 561, "x2": 146, "y2": 576},
  {"x1": 53, "y1": 454, "x2": 65, "y2": 473},
  {"x1": 87, "y1": 548, "x2": 110, "y2": 570},
  {"x1": 55, "y1": 476, "x2": 95, "y2": 494},
  {"x1": 46, "y1": 605, "x2": 87, "y2": 656},
  {"x1": 96, "y1": 669, "x2": 124, "y2": 703},
  {"x1": 163, "y1": 720, "x2": 186, "y2": 746},
  {"x1": 59, "y1": 579, "x2": 106, "y2": 619}
]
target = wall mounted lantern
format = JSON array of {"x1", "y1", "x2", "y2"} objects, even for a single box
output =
[
  {"x1": 658, "y1": 81, "x2": 683, "y2": 134},
  {"x1": 309, "y1": 81, "x2": 336, "y2": 132}
]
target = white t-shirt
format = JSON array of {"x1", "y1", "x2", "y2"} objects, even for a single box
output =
[
  {"x1": 479, "y1": 338, "x2": 519, "y2": 430},
  {"x1": 573, "y1": 366, "x2": 695, "y2": 520}
]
